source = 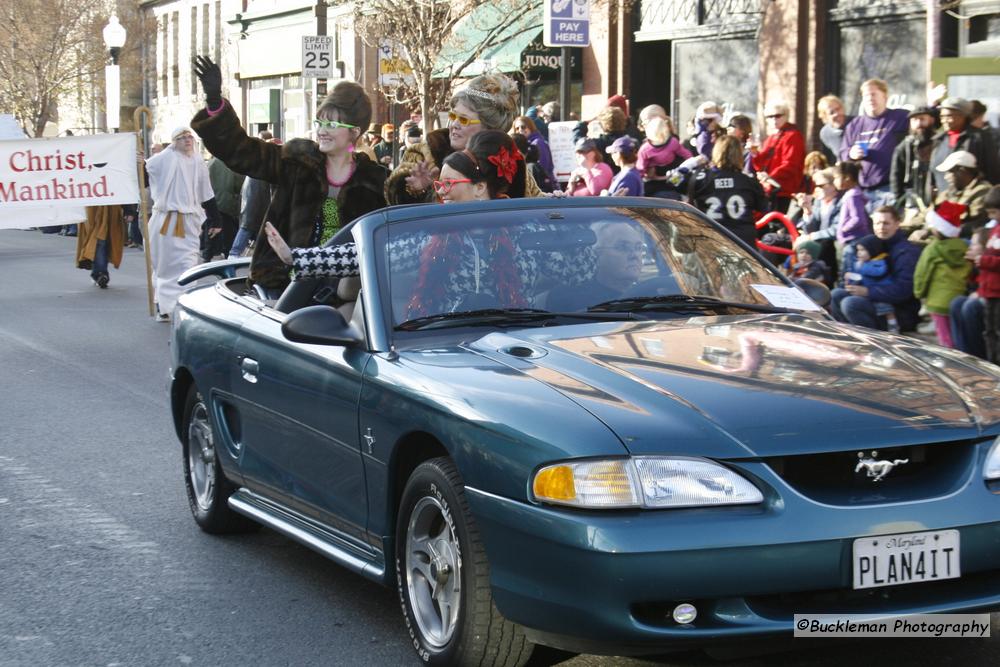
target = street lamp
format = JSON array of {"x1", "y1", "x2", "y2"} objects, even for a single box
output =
[{"x1": 102, "y1": 15, "x2": 127, "y2": 131}]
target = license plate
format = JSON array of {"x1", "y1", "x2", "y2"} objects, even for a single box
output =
[{"x1": 852, "y1": 529, "x2": 960, "y2": 590}]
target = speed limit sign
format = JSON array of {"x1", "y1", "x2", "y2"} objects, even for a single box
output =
[{"x1": 302, "y1": 36, "x2": 333, "y2": 78}]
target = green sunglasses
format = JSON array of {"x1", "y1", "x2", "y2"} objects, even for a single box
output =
[{"x1": 313, "y1": 118, "x2": 358, "y2": 130}]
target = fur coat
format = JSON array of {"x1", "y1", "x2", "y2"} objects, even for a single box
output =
[{"x1": 191, "y1": 102, "x2": 386, "y2": 290}]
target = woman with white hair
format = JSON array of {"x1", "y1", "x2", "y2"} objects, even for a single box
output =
[
  {"x1": 388, "y1": 73, "x2": 538, "y2": 204},
  {"x1": 145, "y1": 125, "x2": 218, "y2": 321}
]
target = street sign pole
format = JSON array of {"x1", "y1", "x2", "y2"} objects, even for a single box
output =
[
  {"x1": 560, "y1": 48, "x2": 570, "y2": 123},
  {"x1": 315, "y1": 1, "x2": 327, "y2": 99}
]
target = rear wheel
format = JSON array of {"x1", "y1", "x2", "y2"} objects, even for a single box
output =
[
  {"x1": 181, "y1": 386, "x2": 257, "y2": 534},
  {"x1": 396, "y1": 457, "x2": 532, "y2": 666}
]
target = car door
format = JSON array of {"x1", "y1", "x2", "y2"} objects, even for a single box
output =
[{"x1": 229, "y1": 307, "x2": 370, "y2": 540}]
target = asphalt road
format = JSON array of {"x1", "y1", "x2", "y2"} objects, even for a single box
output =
[{"x1": 1, "y1": 229, "x2": 998, "y2": 667}]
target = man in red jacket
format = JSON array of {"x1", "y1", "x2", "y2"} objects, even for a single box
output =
[{"x1": 752, "y1": 101, "x2": 805, "y2": 213}]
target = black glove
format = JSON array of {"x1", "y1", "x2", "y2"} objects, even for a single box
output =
[{"x1": 193, "y1": 55, "x2": 222, "y2": 109}]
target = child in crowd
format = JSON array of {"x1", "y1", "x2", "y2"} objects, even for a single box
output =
[
  {"x1": 914, "y1": 201, "x2": 973, "y2": 347},
  {"x1": 786, "y1": 240, "x2": 831, "y2": 284},
  {"x1": 844, "y1": 235, "x2": 900, "y2": 333},
  {"x1": 833, "y1": 160, "x2": 871, "y2": 286},
  {"x1": 637, "y1": 116, "x2": 691, "y2": 197},
  {"x1": 977, "y1": 187, "x2": 1000, "y2": 362},
  {"x1": 604, "y1": 136, "x2": 643, "y2": 196}
]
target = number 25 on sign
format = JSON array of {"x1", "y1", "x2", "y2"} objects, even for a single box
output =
[{"x1": 302, "y1": 36, "x2": 332, "y2": 78}]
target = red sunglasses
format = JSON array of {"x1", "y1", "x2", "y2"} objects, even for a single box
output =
[{"x1": 433, "y1": 178, "x2": 472, "y2": 194}]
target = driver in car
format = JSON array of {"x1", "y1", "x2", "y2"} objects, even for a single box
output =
[{"x1": 546, "y1": 223, "x2": 645, "y2": 311}]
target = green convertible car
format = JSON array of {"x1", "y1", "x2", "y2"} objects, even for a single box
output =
[{"x1": 169, "y1": 198, "x2": 1000, "y2": 665}]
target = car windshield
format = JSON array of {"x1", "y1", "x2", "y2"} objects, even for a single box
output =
[{"x1": 380, "y1": 205, "x2": 798, "y2": 331}]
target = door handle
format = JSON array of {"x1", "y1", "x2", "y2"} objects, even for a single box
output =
[{"x1": 240, "y1": 357, "x2": 259, "y2": 384}]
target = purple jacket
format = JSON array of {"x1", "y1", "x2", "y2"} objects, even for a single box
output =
[
  {"x1": 528, "y1": 131, "x2": 556, "y2": 183},
  {"x1": 836, "y1": 187, "x2": 871, "y2": 245},
  {"x1": 839, "y1": 108, "x2": 908, "y2": 188}
]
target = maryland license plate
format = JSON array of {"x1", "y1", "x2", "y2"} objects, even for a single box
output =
[{"x1": 852, "y1": 529, "x2": 960, "y2": 590}]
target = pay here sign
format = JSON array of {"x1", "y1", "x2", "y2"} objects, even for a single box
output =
[
  {"x1": 0, "y1": 133, "x2": 140, "y2": 229},
  {"x1": 544, "y1": 0, "x2": 590, "y2": 47}
]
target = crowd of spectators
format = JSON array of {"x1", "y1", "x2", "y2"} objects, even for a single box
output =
[{"x1": 544, "y1": 78, "x2": 999, "y2": 363}]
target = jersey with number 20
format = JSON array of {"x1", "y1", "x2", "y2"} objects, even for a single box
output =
[{"x1": 691, "y1": 168, "x2": 768, "y2": 246}]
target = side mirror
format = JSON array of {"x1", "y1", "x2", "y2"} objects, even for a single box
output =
[
  {"x1": 281, "y1": 305, "x2": 363, "y2": 346},
  {"x1": 794, "y1": 278, "x2": 832, "y2": 307}
]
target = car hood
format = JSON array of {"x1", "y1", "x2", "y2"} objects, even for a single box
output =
[{"x1": 466, "y1": 313, "x2": 1000, "y2": 458}]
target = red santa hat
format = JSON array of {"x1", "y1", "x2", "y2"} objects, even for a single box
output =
[{"x1": 926, "y1": 201, "x2": 966, "y2": 238}]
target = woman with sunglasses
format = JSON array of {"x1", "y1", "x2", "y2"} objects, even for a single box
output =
[
  {"x1": 386, "y1": 73, "x2": 542, "y2": 205},
  {"x1": 266, "y1": 131, "x2": 591, "y2": 314},
  {"x1": 191, "y1": 56, "x2": 386, "y2": 297}
]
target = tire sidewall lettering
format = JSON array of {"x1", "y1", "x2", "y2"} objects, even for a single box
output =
[{"x1": 397, "y1": 468, "x2": 463, "y2": 663}]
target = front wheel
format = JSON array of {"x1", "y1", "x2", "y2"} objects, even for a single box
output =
[
  {"x1": 181, "y1": 386, "x2": 257, "y2": 534},
  {"x1": 396, "y1": 457, "x2": 532, "y2": 667}
]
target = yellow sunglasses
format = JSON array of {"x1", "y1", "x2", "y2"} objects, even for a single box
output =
[{"x1": 448, "y1": 111, "x2": 481, "y2": 127}]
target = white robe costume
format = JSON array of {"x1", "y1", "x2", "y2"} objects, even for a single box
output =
[{"x1": 145, "y1": 142, "x2": 214, "y2": 315}]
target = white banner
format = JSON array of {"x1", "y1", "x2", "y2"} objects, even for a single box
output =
[
  {"x1": 0, "y1": 133, "x2": 140, "y2": 229},
  {"x1": 548, "y1": 121, "x2": 578, "y2": 183}
]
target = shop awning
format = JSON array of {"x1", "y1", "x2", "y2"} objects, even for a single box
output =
[{"x1": 435, "y1": 4, "x2": 543, "y2": 78}]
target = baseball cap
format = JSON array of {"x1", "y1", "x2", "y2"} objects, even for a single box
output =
[
  {"x1": 575, "y1": 138, "x2": 598, "y2": 153},
  {"x1": 935, "y1": 150, "x2": 977, "y2": 172},
  {"x1": 907, "y1": 105, "x2": 938, "y2": 120},
  {"x1": 695, "y1": 101, "x2": 722, "y2": 121},
  {"x1": 939, "y1": 97, "x2": 972, "y2": 116},
  {"x1": 606, "y1": 136, "x2": 637, "y2": 154}
]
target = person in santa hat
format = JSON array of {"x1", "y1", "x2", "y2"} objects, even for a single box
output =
[{"x1": 913, "y1": 200, "x2": 974, "y2": 347}]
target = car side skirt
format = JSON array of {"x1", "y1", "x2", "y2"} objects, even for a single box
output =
[{"x1": 229, "y1": 489, "x2": 387, "y2": 584}]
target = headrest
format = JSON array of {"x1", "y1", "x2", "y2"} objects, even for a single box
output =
[{"x1": 337, "y1": 276, "x2": 362, "y2": 301}]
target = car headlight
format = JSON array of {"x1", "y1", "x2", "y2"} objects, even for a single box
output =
[
  {"x1": 532, "y1": 456, "x2": 763, "y2": 509},
  {"x1": 985, "y1": 436, "x2": 1000, "y2": 481}
]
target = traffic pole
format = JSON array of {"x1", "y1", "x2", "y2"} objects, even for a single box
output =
[{"x1": 559, "y1": 47, "x2": 570, "y2": 123}]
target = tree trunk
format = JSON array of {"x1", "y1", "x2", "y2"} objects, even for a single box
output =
[{"x1": 418, "y1": 71, "x2": 434, "y2": 135}]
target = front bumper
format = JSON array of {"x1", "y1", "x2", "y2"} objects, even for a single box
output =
[{"x1": 465, "y1": 462, "x2": 1000, "y2": 655}]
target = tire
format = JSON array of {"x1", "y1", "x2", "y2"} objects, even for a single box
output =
[
  {"x1": 396, "y1": 457, "x2": 533, "y2": 667},
  {"x1": 181, "y1": 386, "x2": 257, "y2": 534}
]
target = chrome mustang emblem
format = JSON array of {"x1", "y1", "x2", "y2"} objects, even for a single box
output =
[{"x1": 855, "y1": 451, "x2": 909, "y2": 482}]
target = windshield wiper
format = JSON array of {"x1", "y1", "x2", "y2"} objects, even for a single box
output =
[
  {"x1": 396, "y1": 308, "x2": 632, "y2": 331},
  {"x1": 587, "y1": 294, "x2": 792, "y2": 315}
]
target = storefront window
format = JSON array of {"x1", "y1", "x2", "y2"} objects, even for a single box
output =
[
  {"x1": 674, "y1": 38, "x2": 758, "y2": 127},
  {"x1": 838, "y1": 18, "x2": 925, "y2": 113}
]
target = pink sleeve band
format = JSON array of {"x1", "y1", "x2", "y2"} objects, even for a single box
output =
[{"x1": 206, "y1": 100, "x2": 226, "y2": 116}]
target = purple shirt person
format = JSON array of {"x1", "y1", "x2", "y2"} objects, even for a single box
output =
[
  {"x1": 835, "y1": 182, "x2": 872, "y2": 246},
  {"x1": 694, "y1": 101, "x2": 723, "y2": 161},
  {"x1": 839, "y1": 79, "x2": 908, "y2": 195},
  {"x1": 513, "y1": 116, "x2": 555, "y2": 185}
]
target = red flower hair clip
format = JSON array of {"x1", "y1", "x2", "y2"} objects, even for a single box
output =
[{"x1": 487, "y1": 145, "x2": 524, "y2": 184}]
